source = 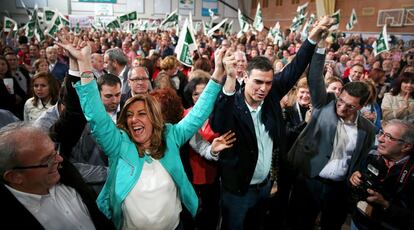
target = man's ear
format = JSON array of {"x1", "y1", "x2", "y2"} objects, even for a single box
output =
[
  {"x1": 3, "y1": 170, "x2": 23, "y2": 185},
  {"x1": 402, "y1": 143, "x2": 414, "y2": 154}
]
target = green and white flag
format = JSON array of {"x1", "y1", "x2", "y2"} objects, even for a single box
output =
[
  {"x1": 119, "y1": 14, "x2": 128, "y2": 24},
  {"x1": 175, "y1": 18, "x2": 197, "y2": 67},
  {"x1": 373, "y1": 25, "x2": 389, "y2": 57},
  {"x1": 238, "y1": 9, "x2": 249, "y2": 33},
  {"x1": 290, "y1": 13, "x2": 307, "y2": 32},
  {"x1": 74, "y1": 22, "x2": 81, "y2": 35},
  {"x1": 107, "y1": 19, "x2": 121, "y2": 29},
  {"x1": 301, "y1": 13, "x2": 315, "y2": 40},
  {"x1": 224, "y1": 20, "x2": 233, "y2": 35},
  {"x1": 44, "y1": 8, "x2": 56, "y2": 23},
  {"x1": 330, "y1": 9, "x2": 341, "y2": 30},
  {"x1": 207, "y1": 18, "x2": 228, "y2": 37},
  {"x1": 128, "y1": 11, "x2": 137, "y2": 21},
  {"x1": 47, "y1": 24, "x2": 59, "y2": 37},
  {"x1": 3, "y1": 16, "x2": 18, "y2": 32},
  {"x1": 272, "y1": 22, "x2": 283, "y2": 47},
  {"x1": 253, "y1": 3, "x2": 264, "y2": 32},
  {"x1": 161, "y1": 10, "x2": 179, "y2": 27},
  {"x1": 297, "y1": 1, "x2": 309, "y2": 16},
  {"x1": 34, "y1": 20, "x2": 45, "y2": 41},
  {"x1": 25, "y1": 21, "x2": 35, "y2": 38},
  {"x1": 139, "y1": 20, "x2": 149, "y2": 31},
  {"x1": 346, "y1": 8, "x2": 357, "y2": 30}
]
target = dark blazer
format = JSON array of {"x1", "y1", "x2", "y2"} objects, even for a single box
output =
[
  {"x1": 0, "y1": 159, "x2": 115, "y2": 230},
  {"x1": 283, "y1": 103, "x2": 309, "y2": 148},
  {"x1": 287, "y1": 52, "x2": 376, "y2": 178},
  {"x1": 210, "y1": 39, "x2": 316, "y2": 195},
  {"x1": 51, "y1": 61, "x2": 69, "y2": 83}
]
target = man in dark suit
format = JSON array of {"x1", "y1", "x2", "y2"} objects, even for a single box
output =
[
  {"x1": 287, "y1": 42, "x2": 376, "y2": 230},
  {"x1": 0, "y1": 122, "x2": 115, "y2": 229},
  {"x1": 120, "y1": 66, "x2": 152, "y2": 109},
  {"x1": 210, "y1": 17, "x2": 334, "y2": 230},
  {"x1": 47, "y1": 46, "x2": 69, "y2": 83}
]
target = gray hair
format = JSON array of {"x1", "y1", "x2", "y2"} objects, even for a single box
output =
[
  {"x1": 386, "y1": 119, "x2": 414, "y2": 144},
  {"x1": 0, "y1": 122, "x2": 46, "y2": 176},
  {"x1": 105, "y1": 47, "x2": 128, "y2": 66}
]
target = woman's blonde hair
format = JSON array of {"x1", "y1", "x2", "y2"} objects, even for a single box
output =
[
  {"x1": 160, "y1": 56, "x2": 178, "y2": 70},
  {"x1": 117, "y1": 95, "x2": 166, "y2": 159}
]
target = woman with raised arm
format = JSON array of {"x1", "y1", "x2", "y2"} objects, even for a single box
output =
[{"x1": 57, "y1": 33, "x2": 227, "y2": 230}]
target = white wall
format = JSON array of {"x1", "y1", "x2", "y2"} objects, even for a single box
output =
[{"x1": 1, "y1": 0, "x2": 243, "y2": 30}]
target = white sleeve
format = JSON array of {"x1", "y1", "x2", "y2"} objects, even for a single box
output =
[{"x1": 188, "y1": 132, "x2": 219, "y2": 161}]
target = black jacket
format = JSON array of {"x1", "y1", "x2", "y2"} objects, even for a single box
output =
[{"x1": 210, "y1": 39, "x2": 316, "y2": 195}]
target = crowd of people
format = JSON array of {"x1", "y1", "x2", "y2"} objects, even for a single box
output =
[{"x1": 0, "y1": 13, "x2": 414, "y2": 230}]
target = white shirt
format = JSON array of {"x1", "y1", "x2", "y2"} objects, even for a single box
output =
[
  {"x1": 122, "y1": 157, "x2": 181, "y2": 230},
  {"x1": 23, "y1": 98, "x2": 54, "y2": 122},
  {"x1": 6, "y1": 184, "x2": 95, "y2": 230},
  {"x1": 319, "y1": 118, "x2": 359, "y2": 181}
]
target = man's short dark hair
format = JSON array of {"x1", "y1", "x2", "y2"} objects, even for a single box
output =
[
  {"x1": 97, "y1": 73, "x2": 121, "y2": 92},
  {"x1": 246, "y1": 56, "x2": 274, "y2": 76},
  {"x1": 351, "y1": 63, "x2": 364, "y2": 70},
  {"x1": 342, "y1": 81, "x2": 370, "y2": 106}
]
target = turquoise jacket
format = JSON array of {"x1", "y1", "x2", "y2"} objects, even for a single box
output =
[{"x1": 75, "y1": 80, "x2": 221, "y2": 229}]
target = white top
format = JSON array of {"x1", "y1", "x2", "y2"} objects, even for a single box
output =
[
  {"x1": 122, "y1": 157, "x2": 181, "y2": 230},
  {"x1": 6, "y1": 184, "x2": 95, "y2": 230},
  {"x1": 23, "y1": 98, "x2": 54, "y2": 121},
  {"x1": 319, "y1": 118, "x2": 358, "y2": 181}
]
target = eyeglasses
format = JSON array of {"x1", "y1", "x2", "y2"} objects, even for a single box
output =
[
  {"x1": 336, "y1": 97, "x2": 358, "y2": 111},
  {"x1": 129, "y1": 77, "x2": 149, "y2": 83},
  {"x1": 377, "y1": 129, "x2": 406, "y2": 143},
  {"x1": 12, "y1": 150, "x2": 60, "y2": 170}
]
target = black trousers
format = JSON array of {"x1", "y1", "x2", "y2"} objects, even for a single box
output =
[{"x1": 288, "y1": 175, "x2": 349, "y2": 230}]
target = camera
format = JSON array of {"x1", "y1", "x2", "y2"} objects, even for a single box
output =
[{"x1": 351, "y1": 162, "x2": 385, "y2": 202}]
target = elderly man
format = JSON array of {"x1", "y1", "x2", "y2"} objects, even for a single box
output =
[
  {"x1": 91, "y1": 53, "x2": 105, "y2": 78},
  {"x1": 343, "y1": 63, "x2": 365, "y2": 84},
  {"x1": 0, "y1": 122, "x2": 114, "y2": 229},
  {"x1": 350, "y1": 119, "x2": 414, "y2": 230},
  {"x1": 46, "y1": 46, "x2": 68, "y2": 83}
]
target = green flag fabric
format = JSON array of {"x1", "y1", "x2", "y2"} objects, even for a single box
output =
[
  {"x1": 330, "y1": 10, "x2": 341, "y2": 30},
  {"x1": 346, "y1": 8, "x2": 357, "y2": 30},
  {"x1": 4, "y1": 16, "x2": 17, "y2": 32},
  {"x1": 373, "y1": 25, "x2": 389, "y2": 57},
  {"x1": 175, "y1": 18, "x2": 197, "y2": 67},
  {"x1": 253, "y1": 3, "x2": 264, "y2": 32},
  {"x1": 128, "y1": 11, "x2": 137, "y2": 21}
]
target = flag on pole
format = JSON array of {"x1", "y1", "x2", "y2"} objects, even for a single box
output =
[
  {"x1": 128, "y1": 11, "x2": 137, "y2": 21},
  {"x1": 346, "y1": 8, "x2": 357, "y2": 30},
  {"x1": 290, "y1": 13, "x2": 307, "y2": 32},
  {"x1": 297, "y1": 1, "x2": 309, "y2": 15},
  {"x1": 301, "y1": 13, "x2": 316, "y2": 40},
  {"x1": 253, "y1": 3, "x2": 264, "y2": 32},
  {"x1": 224, "y1": 20, "x2": 233, "y2": 35},
  {"x1": 330, "y1": 9, "x2": 341, "y2": 30},
  {"x1": 175, "y1": 18, "x2": 197, "y2": 67},
  {"x1": 139, "y1": 20, "x2": 149, "y2": 31},
  {"x1": 44, "y1": 8, "x2": 56, "y2": 23},
  {"x1": 238, "y1": 9, "x2": 249, "y2": 33},
  {"x1": 107, "y1": 19, "x2": 121, "y2": 30},
  {"x1": 207, "y1": 18, "x2": 228, "y2": 37},
  {"x1": 161, "y1": 10, "x2": 179, "y2": 27},
  {"x1": 373, "y1": 25, "x2": 389, "y2": 57},
  {"x1": 119, "y1": 14, "x2": 128, "y2": 24},
  {"x1": 3, "y1": 17, "x2": 18, "y2": 32},
  {"x1": 25, "y1": 21, "x2": 35, "y2": 38}
]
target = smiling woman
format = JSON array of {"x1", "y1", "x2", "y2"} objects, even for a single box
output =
[{"x1": 57, "y1": 31, "x2": 227, "y2": 229}]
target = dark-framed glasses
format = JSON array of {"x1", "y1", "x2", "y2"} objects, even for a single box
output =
[
  {"x1": 377, "y1": 129, "x2": 406, "y2": 143},
  {"x1": 12, "y1": 148, "x2": 60, "y2": 170}
]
